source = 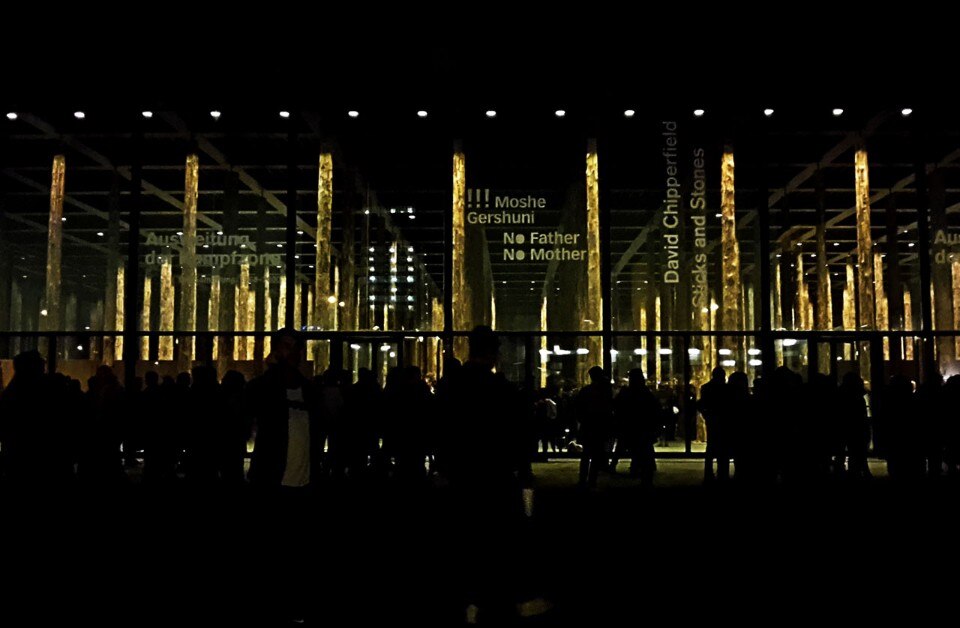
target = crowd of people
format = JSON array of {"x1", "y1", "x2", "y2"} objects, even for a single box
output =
[{"x1": 1, "y1": 332, "x2": 959, "y2": 492}]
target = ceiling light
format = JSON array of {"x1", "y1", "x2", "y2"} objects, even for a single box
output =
[
  {"x1": 485, "y1": 110, "x2": 496, "y2": 118},
  {"x1": 693, "y1": 109, "x2": 705, "y2": 117},
  {"x1": 142, "y1": 111, "x2": 153, "y2": 119},
  {"x1": 74, "y1": 111, "x2": 85, "y2": 119},
  {"x1": 348, "y1": 110, "x2": 359, "y2": 118},
  {"x1": 210, "y1": 110, "x2": 221, "y2": 119},
  {"x1": 832, "y1": 108, "x2": 844, "y2": 117},
  {"x1": 279, "y1": 111, "x2": 290, "y2": 118},
  {"x1": 624, "y1": 109, "x2": 635, "y2": 118},
  {"x1": 763, "y1": 108, "x2": 774, "y2": 117}
]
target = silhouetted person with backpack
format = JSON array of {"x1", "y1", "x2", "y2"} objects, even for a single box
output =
[
  {"x1": 613, "y1": 368, "x2": 661, "y2": 484},
  {"x1": 838, "y1": 372, "x2": 871, "y2": 479},
  {"x1": 575, "y1": 366, "x2": 613, "y2": 489},
  {"x1": 699, "y1": 366, "x2": 729, "y2": 482}
]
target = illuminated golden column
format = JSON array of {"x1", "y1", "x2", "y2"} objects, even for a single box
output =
[
  {"x1": 115, "y1": 266, "x2": 125, "y2": 360},
  {"x1": 843, "y1": 261, "x2": 856, "y2": 360},
  {"x1": 277, "y1": 275, "x2": 287, "y2": 332},
  {"x1": 159, "y1": 259, "x2": 174, "y2": 360},
  {"x1": 210, "y1": 275, "x2": 221, "y2": 361},
  {"x1": 295, "y1": 282, "x2": 303, "y2": 331},
  {"x1": 540, "y1": 296, "x2": 548, "y2": 389},
  {"x1": 263, "y1": 269, "x2": 272, "y2": 358},
  {"x1": 43, "y1": 155, "x2": 66, "y2": 332},
  {"x1": 491, "y1": 294, "x2": 497, "y2": 331},
  {"x1": 585, "y1": 139, "x2": 603, "y2": 363},
  {"x1": 953, "y1": 260, "x2": 960, "y2": 357},
  {"x1": 313, "y1": 152, "x2": 334, "y2": 372},
  {"x1": 796, "y1": 252, "x2": 810, "y2": 330},
  {"x1": 654, "y1": 294, "x2": 662, "y2": 384},
  {"x1": 817, "y1": 257, "x2": 833, "y2": 375},
  {"x1": 140, "y1": 276, "x2": 151, "y2": 360},
  {"x1": 178, "y1": 154, "x2": 199, "y2": 372},
  {"x1": 773, "y1": 264, "x2": 783, "y2": 332},
  {"x1": 904, "y1": 287, "x2": 915, "y2": 360},
  {"x1": 875, "y1": 252, "x2": 890, "y2": 360},
  {"x1": 452, "y1": 149, "x2": 469, "y2": 360},
  {"x1": 246, "y1": 287, "x2": 255, "y2": 358},
  {"x1": 234, "y1": 263, "x2": 250, "y2": 361},
  {"x1": 720, "y1": 151, "x2": 741, "y2": 350},
  {"x1": 854, "y1": 149, "x2": 876, "y2": 379}
]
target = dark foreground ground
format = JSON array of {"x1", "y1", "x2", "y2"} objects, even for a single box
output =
[{"x1": 2, "y1": 459, "x2": 958, "y2": 626}]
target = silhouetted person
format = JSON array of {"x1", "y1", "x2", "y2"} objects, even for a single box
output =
[
  {"x1": 345, "y1": 367, "x2": 383, "y2": 476},
  {"x1": 186, "y1": 365, "x2": 220, "y2": 485},
  {"x1": 942, "y1": 376, "x2": 960, "y2": 475},
  {"x1": 317, "y1": 368, "x2": 345, "y2": 477},
  {"x1": 393, "y1": 366, "x2": 432, "y2": 483},
  {"x1": 725, "y1": 371, "x2": 752, "y2": 482},
  {"x1": 437, "y1": 325, "x2": 540, "y2": 623},
  {"x1": 217, "y1": 370, "x2": 249, "y2": 486},
  {"x1": 613, "y1": 368, "x2": 661, "y2": 485},
  {"x1": 575, "y1": 366, "x2": 613, "y2": 488},
  {"x1": 838, "y1": 372, "x2": 871, "y2": 479},
  {"x1": 0, "y1": 351, "x2": 73, "y2": 489},
  {"x1": 884, "y1": 374, "x2": 923, "y2": 482},
  {"x1": 246, "y1": 328, "x2": 321, "y2": 624},
  {"x1": 141, "y1": 371, "x2": 175, "y2": 483},
  {"x1": 915, "y1": 374, "x2": 945, "y2": 477},
  {"x1": 80, "y1": 364, "x2": 127, "y2": 486},
  {"x1": 699, "y1": 366, "x2": 729, "y2": 482}
]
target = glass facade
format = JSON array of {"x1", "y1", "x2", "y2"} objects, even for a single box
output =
[{"x1": 1, "y1": 106, "x2": 957, "y2": 422}]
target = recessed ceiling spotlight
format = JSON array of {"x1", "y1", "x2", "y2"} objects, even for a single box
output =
[
  {"x1": 485, "y1": 110, "x2": 497, "y2": 118},
  {"x1": 210, "y1": 110, "x2": 221, "y2": 119},
  {"x1": 6, "y1": 112, "x2": 17, "y2": 120},
  {"x1": 142, "y1": 111, "x2": 153, "y2": 119},
  {"x1": 624, "y1": 109, "x2": 635, "y2": 118},
  {"x1": 901, "y1": 107, "x2": 913, "y2": 117},
  {"x1": 693, "y1": 109, "x2": 705, "y2": 117},
  {"x1": 763, "y1": 108, "x2": 774, "y2": 117},
  {"x1": 555, "y1": 109, "x2": 566, "y2": 118},
  {"x1": 74, "y1": 111, "x2": 85, "y2": 119},
  {"x1": 347, "y1": 110, "x2": 359, "y2": 118},
  {"x1": 832, "y1": 108, "x2": 844, "y2": 117},
  {"x1": 279, "y1": 111, "x2": 290, "y2": 118},
  {"x1": 417, "y1": 110, "x2": 428, "y2": 118}
]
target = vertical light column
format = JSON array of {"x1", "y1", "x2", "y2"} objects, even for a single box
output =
[
  {"x1": 875, "y1": 252, "x2": 890, "y2": 360},
  {"x1": 140, "y1": 276, "x2": 151, "y2": 360},
  {"x1": 854, "y1": 149, "x2": 876, "y2": 379},
  {"x1": 904, "y1": 287, "x2": 915, "y2": 360},
  {"x1": 452, "y1": 150, "x2": 469, "y2": 360},
  {"x1": 263, "y1": 270, "x2": 272, "y2": 358},
  {"x1": 540, "y1": 296, "x2": 548, "y2": 389},
  {"x1": 43, "y1": 155, "x2": 66, "y2": 332},
  {"x1": 654, "y1": 295, "x2": 662, "y2": 384},
  {"x1": 234, "y1": 264, "x2": 250, "y2": 361},
  {"x1": 159, "y1": 259, "x2": 174, "y2": 360},
  {"x1": 796, "y1": 252, "x2": 810, "y2": 330},
  {"x1": 246, "y1": 284, "x2": 255, "y2": 358},
  {"x1": 277, "y1": 274, "x2": 287, "y2": 333},
  {"x1": 842, "y1": 261, "x2": 856, "y2": 360},
  {"x1": 178, "y1": 154, "x2": 199, "y2": 372},
  {"x1": 115, "y1": 266, "x2": 125, "y2": 360},
  {"x1": 953, "y1": 261, "x2": 960, "y2": 357},
  {"x1": 210, "y1": 275, "x2": 221, "y2": 361},
  {"x1": 773, "y1": 266, "x2": 783, "y2": 367},
  {"x1": 720, "y1": 151, "x2": 741, "y2": 351},
  {"x1": 585, "y1": 140, "x2": 603, "y2": 364},
  {"x1": 313, "y1": 153, "x2": 334, "y2": 373}
]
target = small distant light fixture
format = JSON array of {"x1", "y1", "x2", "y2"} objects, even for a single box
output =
[
  {"x1": 833, "y1": 242, "x2": 839, "y2": 247},
  {"x1": 763, "y1": 108, "x2": 774, "y2": 117},
  {"x1": 326, "y1": 295, "x2": 337, "y2": 304},
  {"x1": 276, "y1": 243, "x2": 282, "y2": 248},
  {"x1": 390, "y1": 208, "x2": 396, "y2": 214},
  {"x1": 417, "y1": 110, "x2": 428, "y2": 118},
  {"x1": 217, "y1": 231, "x2": 223, "y2": 235},
  {"x1": 74, "y1": 111, "x2": 85, "y2": 119},
  {"x1": 369, "y1": 247, "x2": 375, "y2": 252},
  {"x1": 485, "y1": 110, "x2": 497, "y2": 118},
  {"x1": 210, "y1": 110, "x2": 221, "y2": 119},
  {"x1": 279, "y1": 110, "x2": 290, "y2": 118},
  {"x1": 408, "y1": 246, "x2": 414, "y2": 253},
  {"x1": 294, "y1": 254, "x2": 299, "y2": 259},
  {"x1": 624, "y1": 109, "x2": 635, "y2": 118},
  {"x1": 576, "y1": 348, "x2": 590, "y2": 355},
  {"x1": 718, "y1": 348, "x2": 732, "y2": 356},
  {"x1": 721, "y1": 359, "x2": 737, "y2": 367},
  {"x1": 309, "y1": 264, "x2": 314, "y2": 269},
  {"x1": 176, "y1": 231, "x2": 183, "y2": 236},
  {"x1": 901, "y1": 107, "x2": 913, "y2": 117},
  {"x1": 688, "y1": 348, "x2": 701, "y2": 356},
  {"x1": 749, "y1": 359, "x2": 763, "y2": 367},
  {"x1": 407, "y1": 207, "x2": 413, "y2": 213},
  {"x1": 715, "y1": 213, "x2": 722, "y2": 218},
  {"x1": 338, "y1": 301, "x2": 345, "y2": 308},
  {"x1": 84, "y1": 326, "x2": 90, "y2": 330},
  {"x1": 40, "y1": 309, "x2": 48, "y2": 316},
  {"x1": 748, "y1": 348, "x2": 762, "y2": 356},
  {"x1": 555, "y1": 109, "x2": 566, "y2": 118},
  {"x1": 6, "y1": 112, "x2": 17, "y2": 120},
  {"x1": 203, "y1": 244, "x2": 209, "y2": 249},
  {"x1": 96, "y1": 231, "x2": 104, "y2": 237},
  {"x1": 693, "y1": 109, "x2": 705, "y2": 117},
  {"x1": 142, "y1": 111, "x2": 153, "y2": 119},
  {"x1": 832, "y1": 108, "x2": 844, "y2": 117},
  {"x1": 782, "y1": 338, "x2": 799, "y2": 347},
  {"x1": 347, "y1": 110, "x2": 359, "y2": 118},
  {"x1": 659, "y1": 348, "x2": 673, "y2": 355},
  {"x1": 350, "y1": 343, "x2": 361, "y2": 350},
  {"x1": 76, "y1": 345, "x2": 83, "y2": 351},
  {"x1": 908, "y1": 242, "x2": 916, "y2": 247}
]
